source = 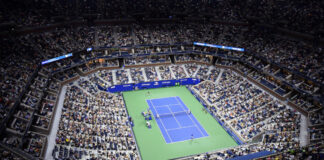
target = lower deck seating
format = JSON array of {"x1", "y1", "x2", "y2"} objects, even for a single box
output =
[
  {"x1": 192, "y1": 69, "x2": 301, "y2": 154},
  {"x1": 52, "y1": 86, "x2": 140, "y2": 159}
]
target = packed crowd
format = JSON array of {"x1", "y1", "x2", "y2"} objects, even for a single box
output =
[
  {"x1": 243, "y1": 0, "x2": 323, "y2": 34},
  {"x1": 0, "y1": 36, "x2": 41, "y2": 124},
  {"x1": 194, "y1": 65, "x2": 210, "y2": 80},
  {"x1": 0, "y1": 0, "x2": 248, "y2": 27},
  {"x1": 309, "y1": 109, "x2": 324, "y2": 127},
  {"x1": 0, "y1": 8, "x2": 323, "y2": 159},
  {"x1": 176, "y1": 55, "x2": 211, "y2": 64},
  {"x1": 77, "y1": 78, "x2": 99, "y2": 95},
  {"x1": 242, "y1": 27, "x2": 324, "y2": 85},
  {"x1": 170, "y1": 65, "x2": 188, "y2": 79},
  {"x1": 3, "y1": 0, "x2": 323, "y2": 37},
  {"x1": 145, "y1": 67, "x2": 159, "y2": 82},
  {"x1": 0, "y1": 52, "x2": 320, "y2": 159},
  {"x1": 192, "y1": 69, "x2": 302, "y2": 143},
  {"x1": 89, "y1": 74, "x2": 110, "y2": 91},
  {"x1": 129, "y1": 68, "x2": 145, "y2": 83},
  {"x1": 258, "y1": 142, "x2": 323, "y2": 160},
  {"x1": 115, "y1": 69, "x2": 130, "y2": 85},
  {"x1": 3, "y1": 22, "x2": 322, "y2": 90},
  {"x1": 2, "y1": 131, "x2": 47, "y2": 158},
  {"x1": 97, "y1": 70, "x2": 114, "y2": 86},
  {"x1": 52, "y1": 85, "x2": 140, "y2": 159},
  {"x1": 184, "y1": 64, "x2": 199, "y2": 78},
  {"x1": 42, "y1": 60, "x2": 310, "y2": 159},
  {"x1": 181, "y1": 106, "x2": 302, "y2": 159},
  {"x1": 234, "y1": 61, "x2": 322, "y2": 115},
  {"x1": 187, "y1": 68, "x2": 304, "y2": 159},
  {"x1": 194, "y1": 70, "x2": 243, "y2": 104},
  {"x1": 158, "y1": 66, "x2": 173, "y2": 80},
  {"x1": 125, "y1": 56, "x2": 171, "y2": 66},
  {"x1": 0, "y1": 65, "x2": 62, "y2": 158}
]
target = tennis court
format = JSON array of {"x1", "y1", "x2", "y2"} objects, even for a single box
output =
[
  {"x1": 147, "y1": 96, "x2": 209, "y2": 143},
  {"x1": 123, "y1": 86, "x2": 238, "y2": 160}
]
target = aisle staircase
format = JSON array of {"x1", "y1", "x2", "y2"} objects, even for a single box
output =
[{"x1": 215, "y1": 69, "x2": 224, "y2": 85}]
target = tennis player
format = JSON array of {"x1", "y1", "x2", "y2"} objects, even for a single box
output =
[
  {"x1": 146, "y1": 121, "x2": 151, "y2": 128},
  {"x1": 146, "y1": 91, "x2": 151, "y2": 97}
]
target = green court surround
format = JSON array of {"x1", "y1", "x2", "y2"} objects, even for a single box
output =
[{"x1": 123, "y1": 86, "x2": 238, "y2": 160}]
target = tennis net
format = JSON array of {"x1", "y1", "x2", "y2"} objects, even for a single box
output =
[{"x1": 155, "y1": 110, "x2": 189, "y2": 118}]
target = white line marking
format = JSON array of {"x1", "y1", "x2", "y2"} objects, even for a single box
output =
[
  {"x1": 148, "y1": 96, "x2": 178, "y2": 101},
  {"x1": 148, "y1": 99, "x2": 173, "y2": 143},
  {"x1": 154, "y1": 105, "x2": 169, "y2": 109},
  {"x1": 175, "y1": 96, "x2": 206, "y2": 137},
  {"x1": 150, "y1": 97, "x2": 182, "y2": 108},
  {"x1": 152, "y1": 102, "x2": 179, "y2": 107},
  {"x1": 168, "y1": 104, "x2": 182, "y2": 108},
  {"x1": 166, "y1": 135, "x2": 208, "y2": 144},
  {"x1": 166, "y1": 125, "x2": 197, "y2": 131},
  {"x1": 146, "y1": 100, "x2": 168, "y2": 144},
  {"x1": 149, "y1": 96, "x2": 209, "y2": 143},
  {"x1": 149, "y1": 98, "x2": 180, "y2": 107},
  {"x1": 166, "y1": 105, "x2": 182, "y2": 128}
]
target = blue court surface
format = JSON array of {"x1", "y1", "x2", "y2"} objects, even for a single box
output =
[{"x1": 146, "y1": 96, "x2": 209, "y2": 143}]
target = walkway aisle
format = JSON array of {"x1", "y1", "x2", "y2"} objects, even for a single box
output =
[
  {"x1": 181, "y1": 64, "x2": 190, "y2": 78},
  {"x1": 215, "y1": 69, "x2": 224, "y2": 85},
  {"x1": 112, "y1": 27, "x2": 118, "y2": 44},
  {"x1": 155, "y1": 66, "x2": 162, "y2": 80},
  {"x1": 47, "y1": 36, "x2": 66, "y2": 53},
  {"x1": 86, "y1": 76, "x2": 100, "y2": 94},
  {"x1": 96, "y1": 73, "x2": 112, "y2": 86},
  {"x1": 168, "y1": 65, "x2": 176, "y2": 79},
  {"x1": 126, "y1": 69, "x2": 133, "y2": 83},
  {"x1": 218, "y1": 26, "x2": 228, "y2": 43},
  {"x1": 112, "y1": 70, "x2": 117, "y2": 85},
  {"x1": 206, "y1": 66, "x2": 214, "y2": 75},
  {"x1": 191, "y1": 82, "x2": 213, "y2": 106},
  {"x1": 299, "y1": 115, "x2": 310, "y2": 147},
  {"x1": 192, "y1": 65, "x2": 201, "y2": 78},
  {"x1": 94, "y1": 30, "x2": 99, "y2": 47},
  {"x1": 75, "y1": 81, "x2": 95, "y2": 97},
  {"x1": 141, "y1": 68, "x2": 148, "y2": 82},
  {"x1": 131, "y1": 25, "x2": 137, "y2": 45},
  {"x1": 45, "y1": 85, "x2": 67, "y2": 160}
]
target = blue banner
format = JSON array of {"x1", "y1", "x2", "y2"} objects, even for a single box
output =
[
  {"x1": 107, "y1": 84, "x2": 134, "y2": 92},
  {"x1": 107, "y1": 78, "x2": 200, "y2": 93}
]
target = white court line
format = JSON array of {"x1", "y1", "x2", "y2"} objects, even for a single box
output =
[
  {"x1": 148, "y1": 96, "x2": 178, "y2": 101},
  {"x1": 154, "y1": 105, "x2": 183, "y2": 116},
  {"x1": 152, "y1": 102, "x2": 179, "y2": 107},
  {"x1": 166, "y1": 125, "x2": 197, "y2": 131},
  {"x1": 168, "y1": 104, "x2": 182, "y2": 108},
  {"x1": 151, "y1": 96, "x2": 208, "y2": 143},
  {"x1": 149, "y1": 96, "x2": 180, "y2": 106},
  {"x1": 175, "y1": 96, "x2": 206, "y2": 137},
  {"x1": 166, "y1": 105, "x2": 182, "y2": 128},
  {"x1": 148, "y1": 100, "x2": 173, "y2": 143},
  {"x1": 166, "y1": 134, "x2": 209, "y2": 144},
  {"x1": 154, "y1": 105, "x2": 169, "y2": 109}
]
